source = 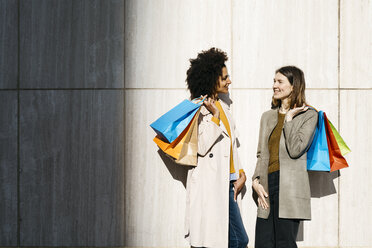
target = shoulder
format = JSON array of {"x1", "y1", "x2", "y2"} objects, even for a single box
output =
[
  {"x1": 261, "y1": 109, "x2": 277, "y2": 120},
  {"x1": 295, "y1": 107, "x2": 318, "y2": 120},
  {"x1": 200, "y1": 105, "x2": 210, "y2": 116},
  {"x1": 306, "y1": 108, "x2": 318, "y2": 117}
]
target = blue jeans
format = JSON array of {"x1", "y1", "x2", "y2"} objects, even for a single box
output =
[{"x1": 229, "y1": 182, "x2": 249, "y2": 248}]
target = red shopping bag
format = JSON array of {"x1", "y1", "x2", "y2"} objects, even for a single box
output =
[{"x1": 323, "y1": 113, "x2": 349, "y2": 172}]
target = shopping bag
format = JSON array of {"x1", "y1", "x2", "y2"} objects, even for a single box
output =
[
  {"x1": 307, "y1": 111, "x2": 331, "y2": 171},
  {"x1": 176, "y1": 108, "x2": 199, "y2": 165},
  {"x1": 153, "y1": 109, "x2": 199, "y2": 166},
  {"x1": 328, "y1": 120, "x2": 351, "y2": 156},
  {"x1": 150, "y1": 98, "x2": 204, "y2": 143},
  {"x1": 324, "y1": 113, "x2": 349, "y2": 171}
]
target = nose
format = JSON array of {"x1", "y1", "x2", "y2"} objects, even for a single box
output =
[{"x1": 227, "y1": 77, "x2": 232, "y2": 85}]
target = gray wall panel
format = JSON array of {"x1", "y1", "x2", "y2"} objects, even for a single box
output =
[
  {"x1": 0, "y1": 91, "x2": 18, "y2": 245},
  {"x1": 19, "y1": 90, "x2": 124, "y2": 246},
  {"x1": 0, "y1": 0, "x2": 18, "y2": 89},
  {"x1": 20, "y1": 0, "x2": 124, "y2": 89}
]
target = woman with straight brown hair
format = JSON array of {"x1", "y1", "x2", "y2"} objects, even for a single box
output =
[{"x1": 252, "y1": 66, "x2": 317, "y2": 248}]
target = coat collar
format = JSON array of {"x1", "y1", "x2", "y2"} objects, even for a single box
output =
[
  {"x1": 199, "y1": 94, "x2": 234, "y2": 138},
  {"x1": 266, "y1": 108, "x2": 279, "y2": 139},
  {"x1": 199, "y1": 93, "x2": 232, "y2": 116},
  {"x1": 219, "y1": 99, "x2": 233, "y2": 138},
  {"x1": 218, "y1": 93, "x2": 232, "y2": 110}
]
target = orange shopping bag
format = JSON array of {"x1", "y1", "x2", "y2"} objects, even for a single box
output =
[
  {"x1": 153, "y1": 109, "x2": 199, "y2": 166},
  {"x1": 324, "y1": 113, "x2": 349, "y2": 172}
]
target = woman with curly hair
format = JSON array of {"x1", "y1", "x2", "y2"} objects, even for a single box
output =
[
  {"x1": 252, "y1": 66, "x2": 317, "y2": 248},
  {"x1": 184, "y1": 48, "x2": 248, "y2": 248}
]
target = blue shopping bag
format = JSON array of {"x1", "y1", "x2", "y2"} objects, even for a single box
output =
[
  {"x1": 150, "y1": 98, "x2": 204, "y2": 143},
  {"x1": 307, "y1": 111, "x2": 331, "y2": 171}
]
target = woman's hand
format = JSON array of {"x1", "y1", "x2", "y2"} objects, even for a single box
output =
[
  {"x1": 286, "y1": 104, "x2": 309, "y2": 122},
  {"x1": 252, "y1": 178, "x2": 269, "y2": 209},
  {"x1": 201, "y1": 95, "x2": 220, "y2": 118},
  {"x1": 233, "y1": 172, "x2": 246, "y2": 201}
]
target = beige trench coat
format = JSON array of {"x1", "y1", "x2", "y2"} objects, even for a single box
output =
[
  {"x1": 252, "y1": 108, "x2": 318, "y2": 220},
  {"x1": 185, "y1": 95, "x2": 243, "y2": 248}
]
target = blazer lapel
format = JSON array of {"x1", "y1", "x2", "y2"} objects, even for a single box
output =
[{"x1": 266, "y1": 109, "x2": 278, "y2": 142}]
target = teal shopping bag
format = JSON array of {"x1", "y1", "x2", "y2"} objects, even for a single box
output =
[
  {"x1": 150, "y1": 98, "x2": 204, "y2": 143},
  {"x1": 307, "y1": 111, "x2": 331, "y2": 171}
]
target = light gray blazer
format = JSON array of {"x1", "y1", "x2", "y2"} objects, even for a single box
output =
[{"x1": 252, "y1": 108, "x2": 318, "y2": 220}]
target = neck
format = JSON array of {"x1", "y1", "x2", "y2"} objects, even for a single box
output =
[
  {"x1": 211, "y1": 93, "x2": 219, "y2": 100},
  {"x1": 280, "y1": 98, "x2": 291, "y2": 112}
]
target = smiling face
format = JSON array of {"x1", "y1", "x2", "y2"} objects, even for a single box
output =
[
  {"x1": 216, "y1": 67, "x2": 231, "y2": 94},
  {"x1": 273, "y1": 72, "x2": 293, "y2": 100}
]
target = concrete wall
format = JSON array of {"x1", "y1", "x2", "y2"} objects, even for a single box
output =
[
  {"x1": 0, "y1": 0, "x2": 125, "y2": 246},
  {"x1": 0, "y1": 0, "x2": 371, "y2": 247},
  {"x1": 125, "y1": 0, "x2": 372, "y2": 247}
]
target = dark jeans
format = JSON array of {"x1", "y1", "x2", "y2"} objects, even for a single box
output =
[
  {"x1": 255, "y1": 171, "x2": 300, "y2": 248},
  {"x1": 229, "y1": 182, "x2": 249, "y2": 248}
]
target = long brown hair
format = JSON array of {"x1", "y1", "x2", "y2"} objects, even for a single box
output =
[{"x1": 271, "y1": 66, "x2": 307, "y2": 109}]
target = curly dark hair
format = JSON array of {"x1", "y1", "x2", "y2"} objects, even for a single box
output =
[{"x1": 186, "y1": 48, "x2": 228, "y2": 99}]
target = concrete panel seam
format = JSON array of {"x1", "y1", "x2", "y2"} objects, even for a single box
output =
[
  {"x1": 337, "y1": 0, "x2": 341, "y2": 247},
  {"x1": 17, "y1": 0, "x2": 20, "y2": 246}
]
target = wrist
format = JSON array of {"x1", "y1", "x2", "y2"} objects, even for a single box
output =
[{"x1": 213, "y1": 111, "x2": 220, "y2": 119}]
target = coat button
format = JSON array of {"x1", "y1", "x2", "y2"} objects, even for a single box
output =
[{"x1": 209, "y1": 153, "x2": 213, "y2": 158}]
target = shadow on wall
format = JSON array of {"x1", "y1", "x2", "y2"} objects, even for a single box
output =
[
  {"x1": 158, "y1": 150, "x2": 190, "y2": 188},
  {"x1": 297, "y1": 170, "x2": 340, "y2": 241},
  {"x1": 308, "y1": 170, "x2": 339, "y2": 198},
  {"x1": 158, "y1": 148, "x2": 340, "y2": 242},
  {"x1": 157, "y1": 148, "x2": 248, "y2": 199}
]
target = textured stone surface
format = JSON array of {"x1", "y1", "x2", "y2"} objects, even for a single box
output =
[
  {"x1": 232, "y1": 0, "x2": 338, "y2": 89},
  {"x1": 20, "y1": 0, "x2": 124, "y2": 88},
  {"x1": 340, "y1": 0, "x2": 372, "y2": 88},
  {"x1": 125, "y1": 89, "x2": 190, "y2": 247},
  {"x1": 0, "y1": 0, "x2": 370, "y2": 247},
  {"x1": 19, "y1": 90, "x2": 124, "y2": 246},
  {"x1": 0, "y1": 0, "x2": 18, "y2": 89},
  {"x1": 300, "y1": 90, "x2": 339, "y2": 247},
  {"x1": 230, "y1": 89, "x2": 274, "y2": 244},
  {"x1": 125, "y1": 0, "x2": 232, "y2": 89},
  {"x1": 339, "y1": 90, "x2": 372, "y2": 246},
  {"x1": 0, "y1": 91, "x2": 18, "y2": 245}
]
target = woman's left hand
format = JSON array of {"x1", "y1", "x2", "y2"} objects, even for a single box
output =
[
  {"x1": 286, "y1": 104, "x2": 309, "y2": 122},
  {"x1": 233, "y1": 172, "x2": 246, "y2": 201}
]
